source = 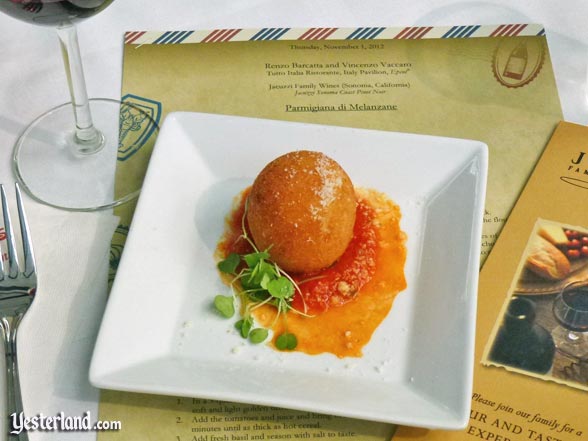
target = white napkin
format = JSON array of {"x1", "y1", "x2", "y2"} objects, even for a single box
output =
[{"x1": 1, "y1": 203, "x2": 119, "y2": 441}]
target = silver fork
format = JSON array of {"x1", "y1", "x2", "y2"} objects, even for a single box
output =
[{"x1": 0, "y1": 184, "x2": 36, "y2": 441}]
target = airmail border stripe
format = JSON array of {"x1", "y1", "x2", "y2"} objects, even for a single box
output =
[
  {"x1": 298, "y1": 27, "x2": 339, "y2": 40},
  {"x1": 124, "y1": 24, "x2": 546, "y2": 45}
]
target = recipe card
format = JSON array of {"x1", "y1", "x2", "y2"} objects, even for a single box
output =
[
  {"x1": 395, "y1": 122, "x2": 588, "y2": 440},
  {"x1": 101, "y1": 25, "x2": 563, "y2": 440}
]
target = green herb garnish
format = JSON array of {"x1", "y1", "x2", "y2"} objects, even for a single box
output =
[
  {"x1": 214, "y1": 295, "x2": 235, "y2": 318},
  {"x1": 235, "y1": 317, "x2": 253, "y2": 338},
  {"x1": 218, "y1": 252, "x2": 240, "y2": 275},
  {"x1": 213, "y1": 198, "x2": 313, "y2": 350},
  {"x1": 249, "y1": 328, "x2": 269, "y2": 344},
  {"x1": 267, "y1": 277, "x2": 295, "y2": 300},
  {"x1": 275, "y1": 333, "x2": 298, "y2": 351}
]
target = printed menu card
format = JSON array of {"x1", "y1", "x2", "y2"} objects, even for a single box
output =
[
  {"x1": 100, "y1": 25, "x2": 564, "y2": 440},
  {"x1": 111, "y1": 24, "x2": 562, "y2": 265}
]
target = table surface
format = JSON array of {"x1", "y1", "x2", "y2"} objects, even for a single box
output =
[{"x1": 2, "y1": 1, "x2": 588, "y2": 440}]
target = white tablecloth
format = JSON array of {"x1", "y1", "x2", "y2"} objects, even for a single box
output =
[{"x1": 1, "y1": 1, "x2": 587, "y2": 439}]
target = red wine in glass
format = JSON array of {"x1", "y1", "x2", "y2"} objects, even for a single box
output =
[
  {"x1": 1, "y1": 0, "x2": 158, "y2": 211},
  {"x1": 552, "y1": 282, "x2": 588, "y2": 359},
  {"x1": 554, "y1": 285, "x2": 588, "y2": 332},
  {"x1": 0, "y1": 0, "x2": 113, "y2": 26}
]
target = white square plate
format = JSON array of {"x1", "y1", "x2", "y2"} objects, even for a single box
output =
[{"x1": 90, "y1": 112, "x2": 487, "y2": 429}]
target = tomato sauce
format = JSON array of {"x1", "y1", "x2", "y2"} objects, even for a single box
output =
[
  {"x1": 216, "y1": 187, "x2": 407, "y2": 358},
  {"x1": 291, "y1": 199, "x2": 377, "y2": 314}
]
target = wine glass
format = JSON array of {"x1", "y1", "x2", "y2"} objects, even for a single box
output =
[
  {"x1": 552, "y1": 281, "x2": 588, "y2": 360},
  {"x1": 1, "y1": 0, "x2": 158, "y2": 211}
]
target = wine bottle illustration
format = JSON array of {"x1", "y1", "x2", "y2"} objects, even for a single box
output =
[{"x1": 503, "y1": 42, "x2": 528, "y2": 80}]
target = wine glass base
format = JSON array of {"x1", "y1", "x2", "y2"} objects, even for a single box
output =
[
  {"x1": 552, "y1": 325, "x2": 588, "y2": 360},
  {"x1": 12, "y1": 98, "x2": 159, "y2": 212}
]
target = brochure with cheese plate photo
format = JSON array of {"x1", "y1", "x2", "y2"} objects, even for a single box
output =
[{"x1": 395, "y1": 122, "x2": 588, "y2": 440}]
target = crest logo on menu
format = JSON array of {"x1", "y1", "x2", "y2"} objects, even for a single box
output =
[
  {"x1": 108, "y1": 224, "x2": 130, "y2": 285},
  {"x1": 561, "y1": 151, "x2": 588, "y2": 189},
  {"x1": 118, "y1": 94, "x2": 162, "y2": 161}
]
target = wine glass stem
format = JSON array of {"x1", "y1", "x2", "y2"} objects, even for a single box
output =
[{"x1": 56, "y1": 24, "x2": 105, "y2": 154}]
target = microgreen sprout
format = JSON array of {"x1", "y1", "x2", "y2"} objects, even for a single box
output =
[
  {"x1": 214, "y1": 198, "x2": 313, "y2": 350},
  {"x1": 213, "y1": 295, "x2": 235, "y2": 318},
  {"x1": 217, "y1": 252, "x2": 240, "y2": 275},
  {"x1": 276, "y1": 333, "x2": 297, "y2": 351},
  {"x1": 249, "y1": 328, "x2": 269, "y2": 344}
]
